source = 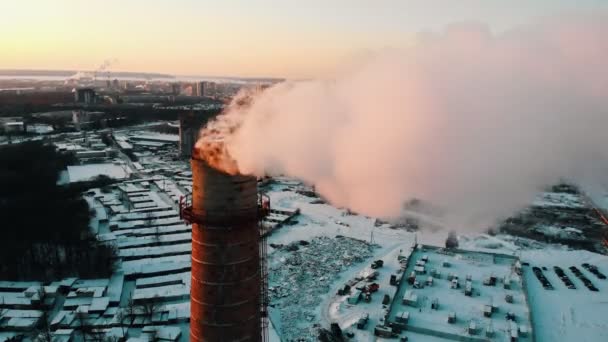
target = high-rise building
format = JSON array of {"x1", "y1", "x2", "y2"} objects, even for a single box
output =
[
  {"x1": 172, "y1": 83, "x2": 181, "y2": 96},
  {"x1": 75, "y1": 88, "x2": 96, "y2": 104},
  {"x1": 193, "y1": 81, "x2": 205, "y2": 97},
  {"x1": 179, "y1": 112, "x2": 209, "y2": 158}
]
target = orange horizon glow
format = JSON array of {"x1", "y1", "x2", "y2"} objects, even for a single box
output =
[{"x1": 1, "y1": 0, "x2": 605, "y2": 79}]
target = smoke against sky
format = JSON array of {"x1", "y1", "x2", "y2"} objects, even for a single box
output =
[{"x1": 200, "y1": 12, "x2": 608, "y2": 230}]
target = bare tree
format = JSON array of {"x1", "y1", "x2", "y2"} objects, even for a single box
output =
[
  {"x1": 75, "y1": 308, "x2": 90, "y2": 342},
  {"x1": 143, "y1": 212, "x2": 161, "y2": 245},
  {"x1": 147, "y1": 328, "x2": 158, "y2": 342},
  {"x1": 139, "y1": 296, "x2": 161, "y2": 320},
  {"x1": 33, "y1": 287, "x2": 52, "y2": 342},
  {"x1": 87, "y1": 329, "x2": 106, "y2": 342},
  {"x1": 124, "y1": 296, "x2": 138, "y2": 326},
  {"x1": 0, "y1": 297, "x2": 7, "y2": 317},
  {"x1": 115, "y1": 309, "x2": 129, "y2": 339}
]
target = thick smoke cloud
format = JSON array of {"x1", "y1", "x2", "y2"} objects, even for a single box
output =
[{"x1": 201, "y1": 13, "x2": 608, "y2": 230}]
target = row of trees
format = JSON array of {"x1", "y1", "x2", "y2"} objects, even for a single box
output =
[{"x1": 0, "y1": 141, "x2": 115, "y2": 280}]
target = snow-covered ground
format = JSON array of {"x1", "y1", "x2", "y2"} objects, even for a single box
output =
[
  {"x1": 3, "y1": 130, "x2": 608, "y2": 341},
  {"x1": 458, "y1": 235, "x2": 608, "y2": 342},
  {"x1": 67, "y1": 163, "x2": 130, "y2": 182},
  {"x1": 520, "y1": 249, "x2": 608, "y2": 342}
]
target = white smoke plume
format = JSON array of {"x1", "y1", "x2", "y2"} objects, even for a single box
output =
[
  {"x1": 199, "y1": 12, "x2": 608, "y2": 230},
  {"x1": 98, "y1": 58, "x2": 119, "y2": 72}
]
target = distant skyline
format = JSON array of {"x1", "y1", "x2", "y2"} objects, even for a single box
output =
[{"x1": 1, "y1": 0, "x2": 606, "y2": 79}]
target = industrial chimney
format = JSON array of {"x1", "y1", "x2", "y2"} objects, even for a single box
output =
[{"x1": 181, "y1": 144, "x2": 267, "y2": 341}]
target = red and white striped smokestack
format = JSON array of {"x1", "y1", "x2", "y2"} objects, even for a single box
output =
[{"x1": 187, "y1": 144, "x2": 262, "y2": 341}]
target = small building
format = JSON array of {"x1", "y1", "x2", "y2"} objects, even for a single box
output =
[
  {"x1": 75, "y1": 88, "x2": 96, "y2": 104},
  {"x1": 426, "y1": 276, "x2": 434, "y2": 286},
  {"x1": 402, "y1": 290, "x2": 418, "y2": 307},
  {"x1": 483, "y1": 305, "x2": 493, "y2": 317},
  {"x1": 366, "y1": 271, "x2": 379, "y2": 281},
  {"x1": 468, "y1": 320, "x2": 477, "y2": 335},
  {"x1": 486, "y1": 323, "x2": 495, "y2": 337},
  {"x1": 348, "y1": 290, "x2": 362, "y2": 305},
  {"x1": 447, "y1": 312, "x2": 457, "y2": 324},
  {"x1": 356, "y1": 313, "x2": 369, "y2": 329},
  {"x1": 519, "y1": 324, "x2": 528, "y2": 337},
  {"x1": 414, "y1": 266, "x2": 426, "y2": 274},
  {"x1": 3, "y1": 121, "x2": 24, "y2": 133},
  {"x1": 465, "y1": 281, "x2": 473, "y2": 296},
  {"x1": 407, "y1": 271, "x2": 416, "y2": 284},
  {"x1": 374, "y1": 325, "x2": 393, "y2": 338},
  {"x1": 510, "y1": 322, "x2": 519, "y2": 341},
  {"x1": 395, "y1": 311, "x2": 410, "y2": 326}
]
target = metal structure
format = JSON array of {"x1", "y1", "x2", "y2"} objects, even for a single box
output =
[{"x1": 181, "y1": 147, "x2": 270, "y2": 341}]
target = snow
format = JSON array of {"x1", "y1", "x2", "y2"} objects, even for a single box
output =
[
  {"x1": 534, "y1": 224, "x2": 584, "y2": 239},
  {"x1": 132, "y1": 284, "x2": 189, "y2": 302},
  {"x1": 26, "y1": 123, "x2": 54, "y2": 134},
  {"x1": 117, "y1": 232, "x2": 191, "y2": 249},
  {"x1": 113, "y1": 224, "x2": 190, "y2": 237},
  {"x1": 268, "y1": 236, "x2": 377, "y2": 340},
  {"x1": 520, "y1": 249, "x2": 608, "y2": 342},
  {"x1": 121, "y1": 259, "x2": 191, "y2": 278},
  {"x1": 112, "y1": 209, "x2": 178, "y2": 222},
  {"x1": 533, "y1": 192, "x2": 585, "y2": 209},
  {"x1": 67, "y1": 163, "x2": 129, "y2": 182},
  {"x1": 89, "y1": 297, "x2": 110, "y2": 312},
  {"x1": 386, "y1": 247, "x2": 532, "y2": 342},
  {"x1": 107, "y1": 272, "x2": 125, "y2": 305},
  {"x1": 7, "y1": 132, "x2": 608, "y2": 342},
  {"x1": 129, "y1": 133, "x2": 179, "y2": 143},
  {"x1": 142, "y1": 325, "x2": 182, "y2": 340},
  {"x1": 71, "y1": 279, "x2": 109, "y2": 289},
  {"x1": 119, "y1": 243, "x2": 191, "y2": 260},
  {"x1": 0, "y1": 281, "x2": 41, "y2": 291},
  {"x1": 135, "y1": 272, "x2": 190, "y2": 289}
]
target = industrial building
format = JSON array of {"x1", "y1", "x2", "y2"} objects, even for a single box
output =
[
  {"x1": 178, "y1": 112, "x2": 208, "y2": 158},
  {"x1": 1, "y1": 120, "x2": 24, "y2": 134},
  {"x1": 192, "y1": 81, "x2": 217, "y2": 97},
  {"x1": 192, "y1": 82, "x2": 205, "y2": 97},
  {"x1": 385, "y1": 246, "x2": 533, "y2": 341},
  {"x1": 74, "y1": 88, "x2": 97, "y2": 104}
]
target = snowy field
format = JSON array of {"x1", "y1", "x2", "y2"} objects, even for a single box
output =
[{"x1": 520, "y1": 249, "x2": 608, "y2": 342}]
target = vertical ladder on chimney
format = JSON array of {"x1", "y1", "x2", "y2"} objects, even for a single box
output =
[{"x1": 259, "y1": 196, "x2": 270, "y2": 342}]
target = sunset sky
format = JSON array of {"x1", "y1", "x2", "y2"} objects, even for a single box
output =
[{"x1": 1, "y1": 0, "x2": 606, "y2": 79}]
